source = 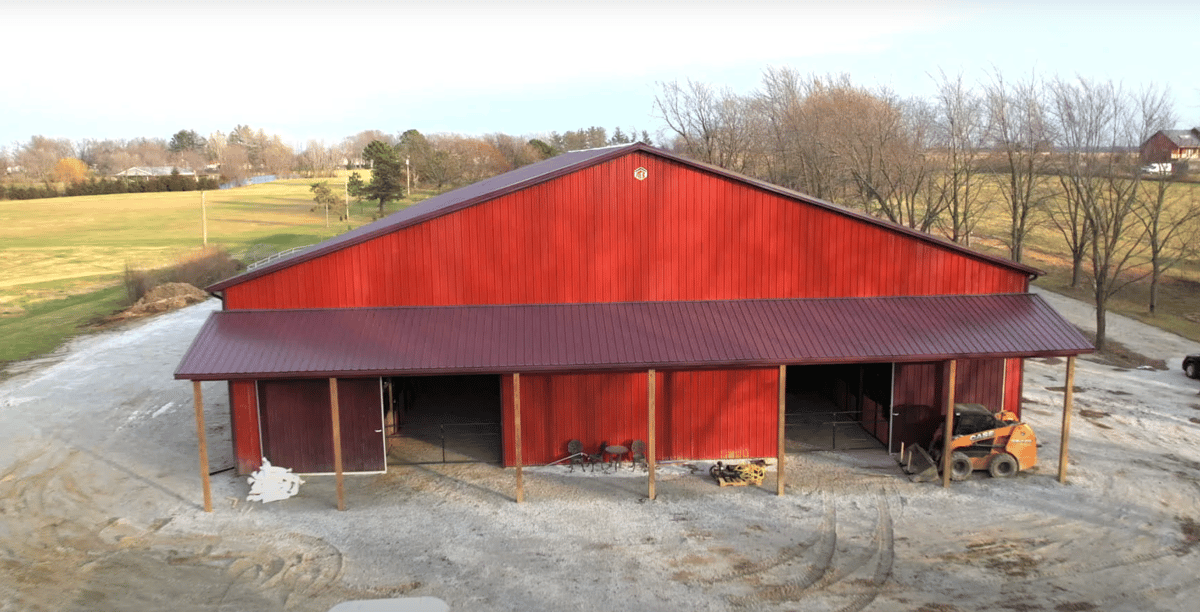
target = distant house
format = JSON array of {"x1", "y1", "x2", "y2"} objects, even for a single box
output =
[
  {"x1": 115, "y1": 166, "x2": 196, "y2": 177},
  {"x1": 1141, "y1": 129, "x2": 1200, "y2": 163}
]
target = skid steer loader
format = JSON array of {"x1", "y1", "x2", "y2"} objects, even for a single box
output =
[{"x1": 902, "y1": 403, "x2": 1037, "y2": 482}]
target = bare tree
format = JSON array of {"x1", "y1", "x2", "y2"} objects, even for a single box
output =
[
  {"x1": 654, "y1": 79, "x2": 757, "y2": 172},
  {"x1": 838, "y1": 90, "x2": 945, "y2": 232},
  {"x1": 427, "y1": 134, "x2": 507, "y2": 186},
  {"x1": 259, "y1": 134, "x2": 294, "y2": 177},
  {"x1": 984, "y1": 69, "x2": 1056, "y2": 262},
  {"x1": 1050, "y1": 77, "x2": 1173, "y2": 349},
  {"x1": 485, "y1": 132, "x2": 539, "y2": 170},
  {"x1": 930, "y1": 70, "x2": 987, "y2": 245},
  {"x1": 343, "y1": 130, "x2": 392, "y2": 168},
  {"x1": 1130, "y1": 89, "x2": 1196, "y2": 315},
  {"x1": 298, "y1": 140, "x2": 341, "y2": 178},
  {"x1": 752, "y1": 68, "x2": 854, "y2": 200},
  {"x1": 16, "y1": 136, "x2": 74, "y2": 180},
  {"x1": 219, "y1": 144, "x2": 251, "y2": 186},
  {"x1": 1139, "y1": 169, "x2": 1200, "y2": 314}
]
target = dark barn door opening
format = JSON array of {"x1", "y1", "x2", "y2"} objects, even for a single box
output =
[
  {"x1": 258, "y1": 378, "x2": 386, "y2": 474},
  {"x1": 785, "y1": 363, "x2": 892, "y2": 452},
  {"x1": 385, "y1": 375, "x2": 502, "y2": 464}
]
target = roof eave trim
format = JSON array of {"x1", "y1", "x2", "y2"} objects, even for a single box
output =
[{"x1": 173, "y1": 348, "x2": 1095, "y2": 381}]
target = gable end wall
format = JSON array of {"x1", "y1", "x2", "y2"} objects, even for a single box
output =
[{"x1": 223, "y1": 152, "x2": 1028, "y2": 309}]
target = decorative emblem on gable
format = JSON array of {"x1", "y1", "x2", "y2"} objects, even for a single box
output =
[{"x1": 633, "y1": 167, "x2": 648, "y2": 181}]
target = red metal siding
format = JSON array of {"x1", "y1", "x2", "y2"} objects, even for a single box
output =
[
  {"x1": 257, "y1": 378, "x2": 385, "y2": 473},
  {"x1": 891, "y1": 362, "x2": 945, "y2": 449},
  {"x1": 224, "y1": 152, "x2": 1028, "y2": 309},
  {"x1": 889, "y1": 358, "x2": 1012, "y2": 449},
  {"x1": 1005, "y1": 358, "x2": 1024, "y2": 416},
  {"x1": 502, "y1": 372, "x2": 650, "y2": 466},
  {"x1": 229, "y1": 380, "x2": 261, "y2": 474},
  {"x1": 659, "y1": 369, "x2": 777, "y2": 460},
  {"x1": 500, "y1": 369, "x2": 778, "y2": 466},
  {"x1": 953, "y1": 359, "x2": 1006, "y2": 411}
]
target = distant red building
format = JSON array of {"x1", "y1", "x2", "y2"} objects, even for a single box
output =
[
  {"x1": 176, "y1": 144, "x2": 1090, "y2": 479},
  {"x1": 1141, "y1": 129, "x2": 1200, "y2": 163}
]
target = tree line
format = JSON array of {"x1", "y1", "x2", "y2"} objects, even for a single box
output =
[
  {"x1": 653, "y1": 68, "x2": 1198, "y2": 350},
  {"x1": 2, "y1": 124, "x2": 651, "y2": 200},
  {"x1": 2, "y1": 172, "x2": 220, "y2": 200}
]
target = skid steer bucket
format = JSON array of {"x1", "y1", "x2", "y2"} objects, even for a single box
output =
[{"x1": 901, "y1": 443, "x2": 940, "y2": 482}]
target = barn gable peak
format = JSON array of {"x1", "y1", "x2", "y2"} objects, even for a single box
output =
[{"x1": 211, "y1": 143, "x2": 1039, "y2": 292}]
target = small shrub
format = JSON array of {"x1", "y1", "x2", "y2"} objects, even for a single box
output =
[
  {"x1": 165, "y1": 247, "x2": 243, "y2": 289},
  {"x1": 123, "y1": 247, "x2": 244, "y2": 306},
  {"x1": 122, "y1": 263, "x2": 157, "y2": 305}
]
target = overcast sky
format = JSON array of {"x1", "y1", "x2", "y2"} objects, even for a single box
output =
[{"x1": 5, "y1": 0, "x2": 1198, "y2": 149}]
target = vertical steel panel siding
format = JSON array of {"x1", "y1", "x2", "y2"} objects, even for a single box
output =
[
  {"x1": 501, "y1": 369, "x2": 778, "y2": 466},
  {"x1": 1005, "y1": 358, "x2": 1024, "y2": 416},
  {"x1": 224, "y1": 153, "x2": 1029, "y2": 309},
  {"x1": 952, "y1": 359, "x2": 1006, "y2": 411},
  {"x1": 257, "y1": 378, "x2": 384, "y2": 473},
  {"x1": 659, "y1": 369, "x2": 776, "y2": 460},
  {"x1": 889, "y1": 358, "x2": 1009, "y2": 449},
  {"x1": 890, "y1": 362, "x2": 945, "y2": 448},
  {"x1": 230, "y1": 380, "x2": 261, "y2": 475}
]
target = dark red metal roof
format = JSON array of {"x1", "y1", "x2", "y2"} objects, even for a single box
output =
[
  {"x1": 175, "y1": 293, "x2": 1091, "y2": 380},
  {"x1": 209, "y1": 143, "x2": 1042, "y2": 292}
]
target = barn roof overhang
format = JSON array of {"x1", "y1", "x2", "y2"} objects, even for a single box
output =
[{"x1": 174, "y1": 293, "x2": 1093, "y2": 381}]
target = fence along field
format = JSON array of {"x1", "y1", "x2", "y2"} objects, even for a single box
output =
[{"x1": 0, "y1": 174, "x2": 417, "y2": 364}]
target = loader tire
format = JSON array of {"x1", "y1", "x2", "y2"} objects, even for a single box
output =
[
  {"x1": 949, "y1": 452, "x2": 973, "y2": 481},
  {"x1": 988, "y1": 452, "x2": 1019, "y2": 478}
]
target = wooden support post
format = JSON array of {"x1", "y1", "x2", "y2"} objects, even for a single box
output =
[
  {"x1": 941, "y1": 360, "x2": 957, "y2": 489},
  {"x1": 777, "y1": 365, "x2": 787, "y2": 496},
  {"x1": 648, "y1": 369, "x2": 657, "y2": 501},
  {"x1": 192, "y1": 381, "x2": 213, "y2": 513},
  {"x1": 514, "y1": 373, "x2": 524, "y2": 503},
  {"x1": 1058, "y1": 356, "x2": 1076, "y2": 483},
  {"x1": 329, "y1": 378, "x2": 346, "y2": 511}
]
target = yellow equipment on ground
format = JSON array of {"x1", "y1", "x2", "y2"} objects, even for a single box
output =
[
  {"x1": 903, "y1": 403, "x2": 1037, "y2": 482},
  {"x1": 710, "y1": 461, "x2": 768, "y2": 487}
]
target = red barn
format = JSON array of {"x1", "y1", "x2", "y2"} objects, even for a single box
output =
[{"x1": 175, "y1": 144, "x2": 1091, "y2": 505}]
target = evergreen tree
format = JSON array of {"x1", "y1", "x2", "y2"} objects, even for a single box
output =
[{"x1": 359, "y1": 140, "x2": 405, "y2": 212}]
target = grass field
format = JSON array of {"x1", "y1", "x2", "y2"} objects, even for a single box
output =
[{"x1": 0, "y1": 173, "x2": 431, "y2": 363}]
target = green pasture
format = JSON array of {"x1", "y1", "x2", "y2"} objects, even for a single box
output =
[{"x1": 0, "y1": 173, "x2": 431, "y2": 364}]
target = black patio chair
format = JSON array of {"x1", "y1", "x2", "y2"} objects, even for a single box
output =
[
  {"x1": 567, "y1": 439, "x2": 587, "y2": 472},
  {"x1": 588, "y1": 441, "x2": 608, "y2": 472},
  {"x1": 630, "y1": 440, "x2": 648, "y2": 471}
]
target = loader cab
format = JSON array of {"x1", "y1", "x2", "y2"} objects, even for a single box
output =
[{"x1": 951, "y1": 403, "x2": 1005, "y2": 436}]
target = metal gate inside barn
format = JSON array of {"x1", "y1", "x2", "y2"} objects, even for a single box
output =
[
  {"x1": 385, "y1": 375, "x2": 503, "y2": 464},
  {"x1": 785, "y1": 364, "x2": 892, "y2": 453}
]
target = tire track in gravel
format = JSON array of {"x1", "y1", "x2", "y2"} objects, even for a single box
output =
[
  {"x1": 727, "y1": 486, "x2": 896, "y2": 610},
  {"x1": 0, "y1": 440, "x2": 351, "y2": 612},
  {"x1": 695, "y1": 499, "x2": 837, "y2": 588}
]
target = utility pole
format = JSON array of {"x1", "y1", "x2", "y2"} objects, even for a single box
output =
[
  {"x1": 406, "y1": 156, "x2": 411, "y2": 198},
  {"x1": 344, "y1": 177, "x2": 350, "y2": 222},
  {"x1": 201, "y1": 191, "x2": 207, "y2": 246}
]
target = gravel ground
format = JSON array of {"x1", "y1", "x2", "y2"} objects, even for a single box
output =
[{"x1": 3, "y1": 292, "x2": 1200, "y2": 612}]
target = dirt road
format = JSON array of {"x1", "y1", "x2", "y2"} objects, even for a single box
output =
[{"x1": 2, "y1": 295, "x2": 1199, "y2": 611}]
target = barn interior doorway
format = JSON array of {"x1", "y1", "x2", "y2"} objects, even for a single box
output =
[
  {"x1": 785, "y1": 363, "x2": 892, "y2": 452},
  {"x1": 384, "y1": 374, "x2": 502, "y2": 464}
]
